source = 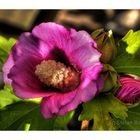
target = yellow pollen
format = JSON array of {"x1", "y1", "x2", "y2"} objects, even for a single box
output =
[{"x1": 35, "y1": 60, "x2": 80, "y2": 92}]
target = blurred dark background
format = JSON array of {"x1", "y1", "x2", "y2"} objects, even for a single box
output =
[{"x1": 0, "y1": 10, "x2": 140, "y2": 39}]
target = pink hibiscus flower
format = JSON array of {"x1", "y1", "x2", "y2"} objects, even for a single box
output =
[{"x1": 3, "y1": 22, "x2": 103, "y2": 118}]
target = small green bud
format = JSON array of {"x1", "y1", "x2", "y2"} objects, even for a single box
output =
[
  {"x1": 101, "y1": 64, "x2": 118, "y2": 92},
  {"x1": 91, "y1": 29, "x2": 117, "y2": 64}
]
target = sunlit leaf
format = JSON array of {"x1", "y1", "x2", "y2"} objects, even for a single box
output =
[
  {"x1": 0, "y1": 36, "x2": 16, "y2": 71},
  {"x1": 111, "y1": 30, "x2": 140, "y2": 76},
  {"x1": 0, "y1": 85, "x2": 20, "y2": 109}
]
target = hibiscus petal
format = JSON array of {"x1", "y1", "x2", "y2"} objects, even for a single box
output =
[
  {"x1": 40, "y1": 90, "x2": 77, "y2": 118},
  {"x1": 41, "y1": 79, "x2": 97, "y2": 118},
  {"x1": 68, "y1": 31, "x2": 97, "y2": 52},
  {"x1": 69, "y1": 43, "x2": 101, "y2": 70},
  {"x1": 8, "y1": 55, "x2": 54, "y2": 98},
  {"x1": 14, "y1": 32, "x2": 54, "y2": 59},
  {"x1": 82, "y1": 63, "x2": 103, "y2": 80},
  {"x1": 32, "y1": 22, "x2": 72, "y2": 50},
  {"x1": 32, "y1": 23, "x2": 101, "y2": 70},
  {"x1": 96, "y1": 76, "x2": 104, "y2": 92},
  {"x1": 40, "y1": 99, "x2": 55, "y2": 118},
  {"x1": 58, "y1": 80, "x2": 97, "y2": 115},
  {"x1": 2, "y1": 53, "x2": 14, "y2": 84},
  {"x1": 32, "y1": 23, "x2": 97, "y2": 55}
]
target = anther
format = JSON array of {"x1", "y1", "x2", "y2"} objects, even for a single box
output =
[{"x1": 35, "y1": 60, "x2": 80, "y2": 92}]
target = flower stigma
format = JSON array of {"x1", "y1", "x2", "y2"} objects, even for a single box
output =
[{"x1": 35, "y1": 60, "x2": 80, "y2": 92}]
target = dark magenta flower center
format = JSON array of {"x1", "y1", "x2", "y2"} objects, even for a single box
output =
[{"x1": 35, "y1": 60, "x2": 80, "y2": 92}]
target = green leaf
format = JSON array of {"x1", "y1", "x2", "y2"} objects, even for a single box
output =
[
  {"x1": 0, "y1": 101, "x2": 74, "y2": 130},
  {"x1": 124, "y1": 30, "x2": 140, "y2": 55},
  {"x1": 113, "y1": 104, "x2": 140, "y2": 130},
  {"x1": 0, "y1": 85, "x2": 42, "y2": 109},
  {"x1": 111, "y1": 30, "x2": 140, "y2": 76},
  {"x1": 0, "y1": 36, "x2": 16, "y2": 71},
  {"x1": 0, "y1": 85, "x2": 21, "y2": 109},
  {"x1": 79, "y1": 94, "x2": 128, "y2": 130}
]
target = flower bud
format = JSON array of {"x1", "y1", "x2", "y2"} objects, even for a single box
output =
[
  {"x1": 91, "y1": 29, "x2": 117, "y2": 63},
  {"x1": 116, "y1": 76, "x2": 140, "y2": 104},
  {"x1": 101, "y1": 64, "x2": 118, "y2": 92}
]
